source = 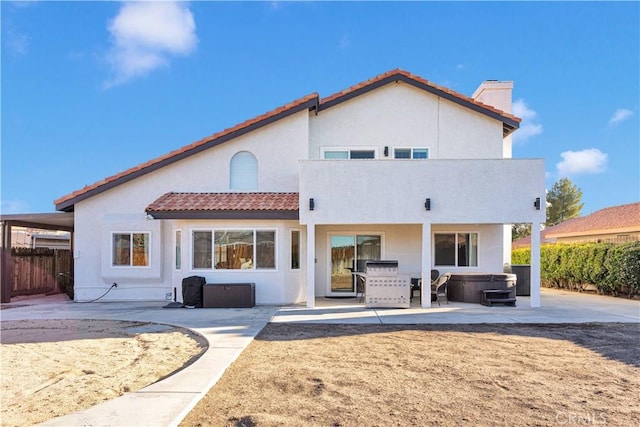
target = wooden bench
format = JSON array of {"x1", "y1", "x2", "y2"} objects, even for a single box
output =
[{"x1": 481, "y1": 289, "x2": 516, "y2": 307}]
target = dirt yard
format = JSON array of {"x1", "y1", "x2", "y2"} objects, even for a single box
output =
[
  {"x1": 182, "y1": 322, "x2": 640, "y2": 427},
  {"x1": 0, "y1": 319, "x2": 206, "y2": 426}
]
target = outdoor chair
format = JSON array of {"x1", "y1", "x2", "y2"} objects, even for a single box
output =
[
  {"x1": 410, "y1": 269, "x2": 440, "y2": 302},
  {"x1": 430, "y1": 272, "x2": 451, "y2": 306}
]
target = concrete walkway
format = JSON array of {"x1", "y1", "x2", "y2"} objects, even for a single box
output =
[
  {"x1": 1, "y1": 295, "x2": 278, "y2": 427},
  {"x1": 1, "y1": 288, "x2": 638, "y2": 426}
]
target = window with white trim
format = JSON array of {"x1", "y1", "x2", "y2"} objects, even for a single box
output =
[
  {"x1": 230, "y1": 151, "x2": 258, "y2": 190},
  {"x1": 175, "y1": 230, "x2": 182, "y2": 270},
  {"x1": 434, "y1": 232, "x2": 478, "y2": 267},
  {"x1": 290, "y1": 230, "x2": 300, "y2": 270},
  {"x1": 192, "y1": 229, "x2": 276, "y2": 270},
  {"x1": 394, "y1": 147, "x2": 429, "y2": 159},
  {"x1": 112, "y1": 232, "x2": 150, "y2": 267},
  {"x1": 322, "y1": 148, "x2": 376, "y2": 159}
]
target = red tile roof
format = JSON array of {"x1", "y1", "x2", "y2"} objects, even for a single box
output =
[
  {"x1": 512, "y1": 202, "x2": 640, "y2": 248},
  {"x1": 146, "y1": 192, "x2": 299, "y2": 213},
  {"x1": 55, "y1": 69, "x2": 522, "y2": 211},
  {"x1": 545, "y1": 202, "x2": 640, "y2": 237},
  {"x1": 320, "y1": 69, "x2": 521, "y2": 126},
  {"x1": 54, "y1": 94, "x2": 317, "y2": 211}
]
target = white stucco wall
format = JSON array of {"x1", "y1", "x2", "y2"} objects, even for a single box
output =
[
  {"x1": 309, "y1": 82, "x2": 504, "y2": 160},
  {"x1": 72, "y1": 110, "x2": 309, "y2": 302},
  {"x1": 299, "y1": 159, "x2": 546, "y2": 226},
  {"x1": 170, "y1": 219, "x2": 305, "y2": 305}
]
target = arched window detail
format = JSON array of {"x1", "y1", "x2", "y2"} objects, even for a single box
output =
[{"x1": 230, "y1": 151, "x2": 258, "y2": 190}]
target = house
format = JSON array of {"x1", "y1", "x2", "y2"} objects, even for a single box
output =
[
  {"x1": 54, "y1": 69, "x2": 546, "y2": 308},
  {"x1": 512, "y1": 202, "x2": 640, "y2": 249},
  {"x1": 513, "y1": 202, "x2": 640, "y2": 248},
  {"x1": 8, "y1": 227, "x2": 71, "y2": 250}
]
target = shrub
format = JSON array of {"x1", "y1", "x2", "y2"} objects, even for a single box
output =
[{"x1": 511, "y1": 241, "x2": 640, "y2": 298}]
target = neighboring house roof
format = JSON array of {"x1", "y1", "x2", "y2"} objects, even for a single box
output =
[
  {"x1": 511, "y1": 223, "x2": 561, "y2": 249},
  {"x1": 55, "y1": 69, "x2": 521, "y2": 212},
  {"x1": 512, "y1": 202, "x2": 640, "y2": 248},
  {"x1": 145, "y1": 192, "x2": 299, "y2": 220},
  {"x1": 545, "y1": 202, "x2": 640, "y2": 238}
]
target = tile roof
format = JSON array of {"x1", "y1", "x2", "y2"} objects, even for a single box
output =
[
  {"x1": 55, "y1": 69, "x2": 522, "y2": 212},
  {"x1": 146, "y1": 192, "x2": 299, "y2": 213},
  {"x1": 512, "y1": 202, "x2": 640, "y2": 248},
  {"x1": 545, "y1": 202, "x2": 640, "y2": 237},
  {"x1": 54, "y1": 94, "x2": 317, "y2": 211},
  {"x1": 319, "y1": 69, "x2": 521, "y2": 128}
]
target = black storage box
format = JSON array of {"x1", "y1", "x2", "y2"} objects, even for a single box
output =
[
  {"x1": 203, "y1": 283, "x2": 255, "y2": 308},
  {"x1": 182, "y1": 276, "x2": 205, "y2": 308}
]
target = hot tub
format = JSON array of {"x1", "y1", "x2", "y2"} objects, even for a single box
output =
[{"x1": 447, "y1": 273, "x2": 517, "y2": 304}]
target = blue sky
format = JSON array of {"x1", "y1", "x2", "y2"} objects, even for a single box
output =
[{"x1": 2, "y1": 1, "x2": 638, "y2": 216}]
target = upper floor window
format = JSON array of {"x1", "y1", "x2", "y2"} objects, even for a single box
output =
[
  {"x1": 112, "y1": 232, "x2": 150, "y2": 267},
  {"x1": 394, "y1": 148, "x2": 429, "y2": 159},
  {"x1": 230, "y1": 151, "x2": 258, "y2": 190},
  {"x1": 322, "y1": 148, "x2": 376, "y2": 159}
]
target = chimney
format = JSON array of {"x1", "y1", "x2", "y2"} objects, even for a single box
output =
[{"x1": 472, "y1": 80, "x2": 513, "y2": 114}]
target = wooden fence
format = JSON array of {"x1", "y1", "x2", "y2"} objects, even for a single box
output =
[{"x1": 9, "y1": 248, "x2": 72, "y2": 297}]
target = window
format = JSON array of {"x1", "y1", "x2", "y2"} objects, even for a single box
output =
[
  {"x1": 193, "y1": 231, "x2": 212, "y2": 269},
  {"x1": 112, "y1": 233, "x2": 149, "y2": 267},
  {"x1": 394, "y1": 147, "x2": 429, "y2": 159},
  {"x1": 323, "y1": 149, "x2": 376, "y2": 159},
  {"x1": 291, "y1": 230, "x2": 300, "y2": 270},
  {"x1": 175, "y1": 230, "x2": 182, "y2": 270},
  {"x1": 193, "y1": 229, "x2": 276, "y2": 270},
  {"x1": 434, "y1": 233, "x2": 478, "y2": 267},
  {"x1": 230, "y1": 151, "x2": 258, "y2": 190}
]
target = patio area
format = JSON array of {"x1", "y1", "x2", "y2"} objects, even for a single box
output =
[{"x1": 272, "y1": 287, "x2": 640, "y2": 324}]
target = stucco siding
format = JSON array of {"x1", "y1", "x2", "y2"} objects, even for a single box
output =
[
  {"x1": 309, "y1": 82, "x2": 503, "y2": 160},
  {"x1": 72, "y1": 110, "x2": 309, "y2": 302}
]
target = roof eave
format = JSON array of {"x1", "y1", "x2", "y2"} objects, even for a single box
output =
[
  {"x1": 147, "y1": 210, "x2": 299, "y2": 220},
  {"x1": 318, "y1": 73, "x2": 521, "y2": 132},
  {"x1": 55, "y1": 97, "x2": 318, "y2": 212}
]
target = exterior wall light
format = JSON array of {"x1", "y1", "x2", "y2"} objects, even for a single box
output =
[
  {"x1": 425, "y1": 198, "x2": 431, "y2": 211},
  {"x1": 309, "y1": 198, "x2": 315, "y2": 211},
  {"x1": 534, "y1": 197, "x2": 541, "y2": 210}
]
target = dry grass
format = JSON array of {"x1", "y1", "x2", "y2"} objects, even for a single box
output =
[
  {"x1": 182, "y1": 323, "x2": 640, "y2": 427},
  {"x1": 0, "y1": 319, "x2": 206, "y2": 426}
]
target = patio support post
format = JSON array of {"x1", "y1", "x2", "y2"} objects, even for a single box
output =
[
  {"x1": 530, "y1": 220, "x2": 541, "y2": 307},
  {"x1": 306, "y1": 223, "x2": 315, "y2": 308},
  {"x1": 421, "y1": 222, "x2": 432, "y2": 308},
  {"x1": 1, "y1": 221, "x2": 12, "y2": 303}
]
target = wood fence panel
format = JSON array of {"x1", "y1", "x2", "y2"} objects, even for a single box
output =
[{"x1": 10, "y1": 248, "x2": 72, "y2": 297}]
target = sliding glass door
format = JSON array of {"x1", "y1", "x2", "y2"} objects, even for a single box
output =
[{"x1": 329, "y1": 234, "x2": 382, "y2": 295}]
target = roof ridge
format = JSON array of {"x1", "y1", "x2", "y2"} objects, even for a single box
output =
[{"x1": 319, "y1": 69, "x2": 521, "y2": 123}]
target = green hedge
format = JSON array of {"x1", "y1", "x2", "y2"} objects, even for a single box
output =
[{"x1": 511, "y1": 241, "x2": 640, "y2": 298}]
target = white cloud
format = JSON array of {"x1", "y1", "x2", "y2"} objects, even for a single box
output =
[
  {"x1": 512, "y1": 98, "x2": 543, "y2": 143},
  {"x1": 608, "y1": 108, "x2": 633, "y2": 126},
  {"x1": 105, "y1": 1, "x2": 198, "y2": 88},
  {"x1": 556, "y1": 148, "x2": 608, "y2": 176}
]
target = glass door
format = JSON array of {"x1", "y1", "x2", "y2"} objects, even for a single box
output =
[
  {"x1": 330, "y1": 235, "x2": 355, "y2": 293},
  {"x1": 329, "y1": 234, "x2": 382, "y2": 295}
]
